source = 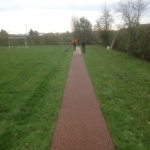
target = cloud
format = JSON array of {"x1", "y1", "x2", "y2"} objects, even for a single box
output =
[
  {"x1": 0, "y1": 0, "x2": 149, "y2": 34},
  {"x1": 0, "y1": 0, "x2": 103, "y2": 12}
]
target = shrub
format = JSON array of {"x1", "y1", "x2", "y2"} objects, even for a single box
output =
[{"x1": 110, "y1": 24, "x2": 150, "y2": 60}]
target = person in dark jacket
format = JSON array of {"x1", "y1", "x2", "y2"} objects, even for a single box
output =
[{"x1": 81, "y1": 40, "x2": 86, "y2": 53}]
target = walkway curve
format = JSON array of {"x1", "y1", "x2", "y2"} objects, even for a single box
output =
[{"x1": 50, "y1": 47, "x2": 115, "y2": 150}]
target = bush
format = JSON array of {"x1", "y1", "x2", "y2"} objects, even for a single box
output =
[
  {"x1": 109, "y1": 24, "x2": 150, "y2": 60},
  {"x1": 0, "y1": 36, "x2": 8, "y2": 46}
]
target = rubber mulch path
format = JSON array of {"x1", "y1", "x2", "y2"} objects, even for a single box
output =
[{"x1": 50, "y1": 47, "x2": 115, "y2": 150}]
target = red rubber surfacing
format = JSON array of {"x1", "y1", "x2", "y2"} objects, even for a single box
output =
[{"x1": 50, "y1": 48, "x2": 115, "y2": 150}]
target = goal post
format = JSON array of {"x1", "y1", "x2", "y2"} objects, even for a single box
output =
[{"x1": 8, "y1": 37, "x2": 28, "y2": 48}]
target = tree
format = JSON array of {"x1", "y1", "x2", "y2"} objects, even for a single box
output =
[
  {"x1": 29, "y1": 29, "x2": 39, "y2": 36},
  {"x1": 77, "y1": 17, "x2": 92, "y2": 43},
  {"x1": 95, "y1": 1, "x2": 114, "y2": 46},
  {"x1": 33, "y1": 31, "x2": 39, "y2": 36},
  {"x1": 116, "y1": 0, "x2": 150, "y2": 54},
  {"x1": 94, "y1": 20, "x2": 101, "y2": 31},
  {"x1": 0, "y1": 29, "x2": 8, "y2": 36},
  {"x1": 29, "y1": 29, "x2": 34, "y2": 36},
  {"x1": 71, "y1": 15, "x2": 79, "y2": 38},
  {"x1": 71, "y1": 16, "x2": 92, "y2": 44},
  {"x1": 98, "y1": 1, "x2": 113, "y2": 31},
  {"x1": 117, "y1": 0, "x2": 149, "y2": 28}
]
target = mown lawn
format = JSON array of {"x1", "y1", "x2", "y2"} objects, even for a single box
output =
[
  {"x1": 0, "y1": 45, "x2": 73, "y2": 150},
  {"x1": 83, "y1": 45, "x2": 150, "y2": 150}
]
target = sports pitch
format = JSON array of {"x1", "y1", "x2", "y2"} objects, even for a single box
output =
[
  {"x1": 0, "y1": 45, "x2": 150, "y2": 150},
  {"x1": 0, "y1": 45, "x2": 73, "y2": 149}
]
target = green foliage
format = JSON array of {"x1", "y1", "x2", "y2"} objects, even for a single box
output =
[
  {"x1": 59, "y1": 32, "x2": 72, "y2": 44},
  {"x1": 99, "y1": 30, "x2": 109, "y2": 46},
  {"x1": 72, "y1": 17, "x2": 92, "y2": 44},
  {"x1": 0, "y1": 45, "x2": 73, "y2": 150},
  {"x1": 27, "y1": 35, "x2": 59, "y2": 45},
  {"x1": 0, "y1": 37, "x2": 8, "y2": 46},
  {"x1": 115, "y1": 29, "x2": 130, "y2": 53},
  {"x1": 83, "y1": 45, "x2": 150, "y2": 150},
  {"x1": 0, "y1": 29, "x2": 8, "y2": 36},
  {"x1": 106, "y1": 24, "x2": 150, "y2": 60},
  {"x1": 0, "y1": 31, "x2": 73, "y2": 46},
  {"x1": 99, "y1": 30, "x2": 116, "y2": 47},
  {"x1": 29, "y1": 29, "x2": 34, "y2": 36}
]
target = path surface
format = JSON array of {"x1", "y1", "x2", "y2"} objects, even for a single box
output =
[{"x1": 50, "y1": 47, "x2": 115, "y2": 150}]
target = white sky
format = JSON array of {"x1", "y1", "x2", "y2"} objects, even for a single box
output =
[{"x1": 0, "y1": 0, "x2": 150, "y2": 34}]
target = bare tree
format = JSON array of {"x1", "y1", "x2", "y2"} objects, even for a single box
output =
[
  {"x1": 94, "y1": 20, "x2": 101, "y2": 31},
  {"x1": 95, "y1": 1, "x2": 114, "y2": 46},
  {"x1": 71, "y1": 15, "x2": 80, "y2": 39},
  {"x1": 116, "y1": 0, "x2": 150, "y2": 54},
  {"x1": 98, "y1": 1, "x2": 113, "y2": 31},
  {"x1": 71, "y1": 15, "x2": 79, "y2": 33},
  {"x1": 116, "y1": 0, "x2": 150, "y2": 28}
]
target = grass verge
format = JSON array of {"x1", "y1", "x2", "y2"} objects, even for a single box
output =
[
  {"x1": 83, "y1": 45, "x2": 150, "y2": 150},
  {"x1": 0, "y1": 45, "x2": 73, "y2": 150}
]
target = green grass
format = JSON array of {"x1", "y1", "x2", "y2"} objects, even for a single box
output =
[
  {"x1": 1, "y1": 45, "x2": 150, "y2": 150},
  {"x1": 83, "y1": 45, "x2": 150, "y2": 150},
  {"x1": 0, "y1": 45, "x2": 73, "y2": 150}
]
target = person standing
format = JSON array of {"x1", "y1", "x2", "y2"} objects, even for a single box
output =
[
  {"x1": 72, "y1": 38, "x2": 77, "y2": 51},
  {"x1": 82, "y1": 40, "x2": 86, "y2": 53}
]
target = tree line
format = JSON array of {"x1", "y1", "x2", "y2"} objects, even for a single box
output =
[
  {"x1": 0, "y1": 0, "x2": 149, "y2": 60},
  {"x1": 0, "y1": 28, "x2": 99, "y2": 46},
  {"x1": 94, "y1": 0, "x2": 150, "y2": 60}
]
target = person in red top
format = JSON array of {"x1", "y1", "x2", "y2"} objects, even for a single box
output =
[{"x1": 72, "y1": 38, "x2": 77, "y2": 51}]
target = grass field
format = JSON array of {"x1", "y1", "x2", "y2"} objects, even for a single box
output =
[
  {"x1": 0, "y1": 45, "x2": 73, "y2": 150},
  {"x1": 1, "y1": 45, "x2": 150, "y2": 150},
  {"x1": 83, "y1": 45, "x2": 150, "y2": 150}
]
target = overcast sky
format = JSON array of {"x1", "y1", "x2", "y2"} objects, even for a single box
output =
[{"x1": 0, "y1": 0, "x2": 150, "y2": 34}]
